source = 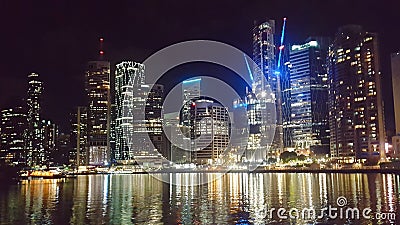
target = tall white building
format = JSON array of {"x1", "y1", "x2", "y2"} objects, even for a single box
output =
[
  {"x1": 115, "y1": 61, "x2": 145, "y2": 162},
  {"x1": 114, "y1": 61, "x2": 164, "y2": 164}
]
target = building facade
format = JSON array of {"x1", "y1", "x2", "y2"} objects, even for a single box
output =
[
  {"x1": 69, "y1": 106, "x2": 88, "y2": 166},
  {"x1": 0, "y1": 107, "x2": 27, "y2": 166},
  {"x1": 42, "y1": 120, "x2": 58, "y2": 166},
  {"x1": 85, "y1": 61, "x2": 111, "y2": 165},
  {"x1": 391, "y1": 53, "x2": 400, "y2": 157},
  {"x1": 164, "y1": 112, "x2": 191, "y2": 163},
  {"x1": 190, "y1": 99, "x2": 230, "y2": 165},
  {"x1": 288, "y1": 38, "x2": 330, "y2": 155},
  {"x1": 114, "y1": 61, "x2": 145, "y2": 162},
  {"x1": 391, "y1": 53, "x2": 400, "y2": 134},
  {"x1": 146, "y1": 84, "x2": 167, "y2": 159},
  {"x1": 249, "y1": 19, "x2": 283, "y2": 161},
  {"x1": 26, "y1": 72, "x2": 44, "y2": 167},
  {"x1": 181, "y1": 78, "x2": 201, "y2": 127},
  {"x1": 328, "y1": 25, "x2": 386, "y2": 163}
]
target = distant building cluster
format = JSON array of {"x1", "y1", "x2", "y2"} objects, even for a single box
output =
[{"x1": 1, "y1": 20, "x2": 399, "y2": 168}]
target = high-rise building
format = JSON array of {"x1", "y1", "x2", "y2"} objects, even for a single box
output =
[
  {"x1": 130, "y1": 84, "x2": 163, "y2": 164},
  {"x1": 391, "y1": 53, "x2": 400, "y2": 134},
  {"x1": 280, "y1": 46, "x2": 292, "y2": 150},
  {"x1": 55, "y1": 133, "x2": 70, "y2": 166},
  {"x1": 114, "y1": 61, "x2": 145, "y2": 162},
  {"x1": 164, "y1": 112, "x2": 191, "y2": 163},
  {"x1": 146, "y1": 84, "x2": 167, "y2": 159},
  {"x1": 181, "y1": 78, "x2": 201, "y2": 127},
  {"x1": 42, "y1": 119, "x2": 58, "y2": 166},
  {"x1": 288, "y1": 37, "x2": 330, "y2": 155},
  {"x1": 190, "y1": 99, "x2": 230, "y2": 165},
  {"x1": 0, "y1": 107, "x2": 27, "y2": 166},
  {"x1": 328, "y1": 25, "x2": 386, "y2": 163},
  {"x1": 250, "y1": 19, "x2": 283, "y2": 161},
  {"x1": 69, "y1": 106, "x2": 88, "y2": 166},
  {"x1": 109, "y1": 103, "x2": 117, "y2": 164},
  {"x1": 85, "y1": 61, "x2": 110, "y2": 166},
  {"x1": 391, "y1": 53, "x2": 400, "y2": 156},
  {"x1": 26, "y1": 72, "x2": 44, "y2": 167},
  {"x1": 232, "y1": 96, "x2": 250, "y2": 162},
  {"x1": 108, "y1": 56, "x2": 117, "y2": 165}
]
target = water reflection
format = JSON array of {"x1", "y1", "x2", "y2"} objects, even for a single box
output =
[{"x1": 0, "y1": 173, "x2": 399, "y2": 224}]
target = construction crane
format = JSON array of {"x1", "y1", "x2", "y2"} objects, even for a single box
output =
[{"x1": 277, "y1": 17, "x2": 287, "y2": 71}]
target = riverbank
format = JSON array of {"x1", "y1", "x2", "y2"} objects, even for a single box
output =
[{"x1": 70, "y1": 167, "x2": 400, "y2": 175}]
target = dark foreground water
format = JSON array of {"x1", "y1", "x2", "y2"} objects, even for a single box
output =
[{"x1": 0, "y1": 173, "x2": 399, "y2": 225}]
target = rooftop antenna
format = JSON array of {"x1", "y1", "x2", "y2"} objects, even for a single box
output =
[{"x1": 99, "y1": 37, "x2": 104, "y2": 60}]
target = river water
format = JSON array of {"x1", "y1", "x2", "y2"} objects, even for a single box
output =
[{"x1": 0, "y1": 173, "x2": 399, "y2": 224}]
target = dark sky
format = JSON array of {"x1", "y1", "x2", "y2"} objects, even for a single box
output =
[{"x1": 0, "y1": 0, "x2": 398, "y2": 133}]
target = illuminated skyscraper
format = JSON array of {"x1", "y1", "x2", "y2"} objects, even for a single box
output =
[
  {"x1": 190, "y1": 99, "x2": 230, "y2": 165},
  {"x1": 26, "y1": 72, "x2": 44, "y2": 167},
  {"x1": 146, "y1": 84, "x2": 167, "y2": 159},
  {"x1": 328, "y1": 25, "x2": 385, "y2": 162},
  {"x1": 69, "y1": 106, "x2": 88, "y2": 166},
  {"x1": 250, "y1": 19, "x2": 283, "y2": 161},
  {"x1": 391, "y1": 53, "x2": 400, "y2": 135},
  {"x1": 280, "y1": 45, "x2": 292, "y2": 150},
  {"x1": 164, "y1": 112, "x2": 191, "y2": 163},
  {"x1": 391, "y1": 53, "x2": 400, "y2": 156},
  {"x1": 0, "y1": 107, "x2": 27, "y2": 165},
  {"x1": 115, "y1": 61, "x2": 163, "y2": 164},
  {"x1": 181, "y1": 78, "x2": 201, "y2": 127},
  {"x1": 288, "y1": 37, "x2": 330, "y2": 155},
  {"x1": 42, "y1": 119, "x2": 58, "y2": 166},
  {"x1": 85, "y1": 61, "x2": 110, "y2": 165},
  {"x1": 55, "y1": 133, "x2": 70, "y2": 166},
  {"x1": 115, "y1": 61, "x2": 145, "y2": 162}
]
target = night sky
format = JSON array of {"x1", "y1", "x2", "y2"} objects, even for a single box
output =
[{"x1": 0, "y1": 0, "x2": 398, "y2": 133}]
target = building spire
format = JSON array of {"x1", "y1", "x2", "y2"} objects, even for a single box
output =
[{"x1": 99, "y1": 37, "x2": 104, "y2": 60}]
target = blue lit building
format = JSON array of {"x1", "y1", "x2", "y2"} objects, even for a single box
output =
[
  {"x1": 250, "y1": 19, "x2": 283, "y2": 161},
  {"x1": 181, "y1": 78, "x2": 201, "y2": 127},
  {"x1": 288, "y1": 37, "x2": 330, "y2": 155}
]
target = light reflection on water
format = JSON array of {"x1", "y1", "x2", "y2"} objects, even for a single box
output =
[{"x1": 0, "y1": 173, "x2": 399, "y2": 225}]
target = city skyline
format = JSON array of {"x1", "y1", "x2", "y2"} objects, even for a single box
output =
[
  {"x1": 2, "y1": 2, "x2": 400, "y2": 225},
  {"x1": 0, "y1": 1, "x2": 397, "y2": 135},
  {"x1": 0, "y1": 0, "x2": 399, "y2": 168}
]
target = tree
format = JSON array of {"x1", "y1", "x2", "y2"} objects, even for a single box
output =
[
  {"x1": 298, "y1": 154, "x2": 306, "y2": 161},
  {"x1": 280, "y1": 151, "x2": 298, "y2": 163}
]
